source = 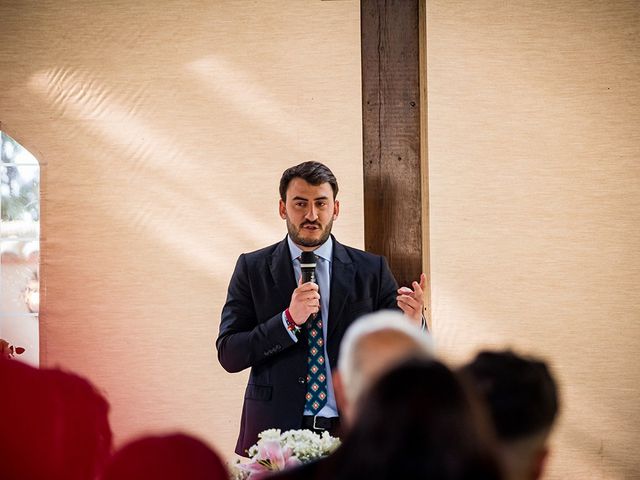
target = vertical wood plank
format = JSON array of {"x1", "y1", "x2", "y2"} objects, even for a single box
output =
[{"x1": 361, "y1": 0, "x2": 425, "y2": 290}]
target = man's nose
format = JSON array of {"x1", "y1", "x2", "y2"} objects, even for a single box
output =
[{"x1": 305, "y1": 204, "x2": 318, "y2": 221}]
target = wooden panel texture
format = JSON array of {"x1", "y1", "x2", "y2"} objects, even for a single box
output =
[{"x1": 361, "y1": 0, "x2": 424, "y2": 288}]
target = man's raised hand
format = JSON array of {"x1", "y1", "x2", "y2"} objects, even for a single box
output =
[{"x1": 396, "y1": 273, "x2": 427, "y2": 326}]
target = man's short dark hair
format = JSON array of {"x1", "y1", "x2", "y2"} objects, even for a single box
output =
[
  {"x1": 462, "y1": 350, "x2": 559, "y2": 441},
  {"x1": 279, "y1": 161, "x2": 339, "y2": 201}
]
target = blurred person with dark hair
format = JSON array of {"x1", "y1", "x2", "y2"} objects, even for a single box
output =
[
  {"x1": 461, "y1": 351, "x2": 559, "y2": 480},
  {"x1": 273, "y1": 359, "x2": 503, "y2": 480},
  {"x1": 100, "y1": 433, "x2": 227, "y2": 480},
  {"x1": 0, "y1": 358, "x2": 112, "y2": 480}
]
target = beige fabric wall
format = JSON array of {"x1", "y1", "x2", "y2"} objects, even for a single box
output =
[
  {"x1": 4, "y1": 0, "x2": 639, "y2": 476},
  {"x1": 426, "y1": 1, "x2": 639, "y2": 478},
  {"x1": 0, "y1": 0, "x2": 363, "y2": 460}
]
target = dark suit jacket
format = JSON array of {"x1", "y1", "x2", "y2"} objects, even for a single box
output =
[{"x1": 216, "y1": 236, "x2": 398, "y2": 455}]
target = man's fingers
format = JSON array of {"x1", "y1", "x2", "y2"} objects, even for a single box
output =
[
  {"x1": 397, "y1": 283, "x2": 425, "y2": 324},
  {"x1": 396, "y1": 300, "x2": 413, "y2": 315},
  {"x1": 297, "y1": 281, "x2": 319, "y2": 292},
  {"x1": 397, "y1": 294, "x2": 421, "y2": 313},
  {"x1": 397, "y1": 286, "x2": 420, "y2": 301},
  {"x1": 397, "y1": 274, "x2": 427, "y2": 296},
  {"x1": 396, "y1": 295, "x2": 418, "y2": 311},
  {"x1": 296, "y1": 291, "x2": 320, "y2": 302},
  {"x1": 410, "y1": 275, "x2": 425, "y2": 296}
]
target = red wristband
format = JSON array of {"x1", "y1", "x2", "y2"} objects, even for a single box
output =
[{"x1": 284, "y1": 308, "x2": 300, "y2": 334}]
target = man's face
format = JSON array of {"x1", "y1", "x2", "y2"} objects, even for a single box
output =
[{"x1": 279, "y1": 178, "x2": 339, "y2": 250}]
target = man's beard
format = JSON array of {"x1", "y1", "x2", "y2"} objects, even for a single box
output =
[{"x1": 286, "y1": 218, "x2": 333, "y2": 248}]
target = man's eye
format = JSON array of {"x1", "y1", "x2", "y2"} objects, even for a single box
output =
[{"x1": 295, "y1": 202, "x2": 306, "y2": 207}]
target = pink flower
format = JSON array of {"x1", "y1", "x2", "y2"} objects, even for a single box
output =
[{"x1": 239, "y1": 440, "x2": 301, "y2": 479}]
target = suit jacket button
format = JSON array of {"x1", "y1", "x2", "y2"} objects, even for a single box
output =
[{"x1": 298, "y1": 377, "x2": 305, "y2": 385}]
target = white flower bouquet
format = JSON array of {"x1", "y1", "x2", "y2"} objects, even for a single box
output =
[{"x1": 233, "y1": 428, "x2": 341, "y2": 479}]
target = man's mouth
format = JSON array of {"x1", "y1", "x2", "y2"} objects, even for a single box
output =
[{"x1": 301, "y1": 223, "x2": 320, "y2": 230}]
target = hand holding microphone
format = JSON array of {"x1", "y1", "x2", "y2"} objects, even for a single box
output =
[{"x1": 288, "y1": 252, "x2": 320, "y2": 325}]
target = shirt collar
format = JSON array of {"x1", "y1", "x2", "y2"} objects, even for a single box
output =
[{"x1": 287, "y1": 235, "x2": 333, "y2": 263}]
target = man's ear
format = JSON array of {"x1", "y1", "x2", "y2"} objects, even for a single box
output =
[
  {"x1": 279, "y1": 199, "x2": 287, "y2": 219},
  {"x1": 333, "y1": 199, "x2": 340, "y2": 220}
]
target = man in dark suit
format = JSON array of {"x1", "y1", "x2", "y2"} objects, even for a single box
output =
[{"x1": 217, "y1": 162, "x2": 425, "y2": 455}]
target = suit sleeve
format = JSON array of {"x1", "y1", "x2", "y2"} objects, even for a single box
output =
[
  {"x1": 216, "y1": 254, "x2": 297, "y2": 373},
  {"x1": 378, "y1": 255, "x2": 401, "y2": 310}
]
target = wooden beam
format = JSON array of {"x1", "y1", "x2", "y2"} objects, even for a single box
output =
[{"x1": 361, "y1": 0, "x2": 426, "y2": 294}]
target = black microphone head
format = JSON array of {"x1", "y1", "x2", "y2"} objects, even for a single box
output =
[
  {"x1": 300, "y1": 251, "x2": 317, "y2": 284},
  {"x1": 300, "y1": 251, "x2": 317, "y2": 268}
]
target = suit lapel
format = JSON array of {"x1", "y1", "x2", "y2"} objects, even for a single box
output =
[
  {"x1": 328, "y1": 238, "x2": 355, "y2": 342},
  {"x1": 269, "y1": 237, "x2": 297, "y2": 307}
]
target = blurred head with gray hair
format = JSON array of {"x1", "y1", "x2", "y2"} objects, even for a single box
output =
[{"x1": 333, "y1": 310, "x2": 434, "y2": 426}]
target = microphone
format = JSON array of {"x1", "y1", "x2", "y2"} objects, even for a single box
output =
[
  {"x1": 300, "y1": 251, "x2": 318, "y2": 321},
  {"x1": 300, "y1": 251, "x2": 317, "y2": 284}
]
